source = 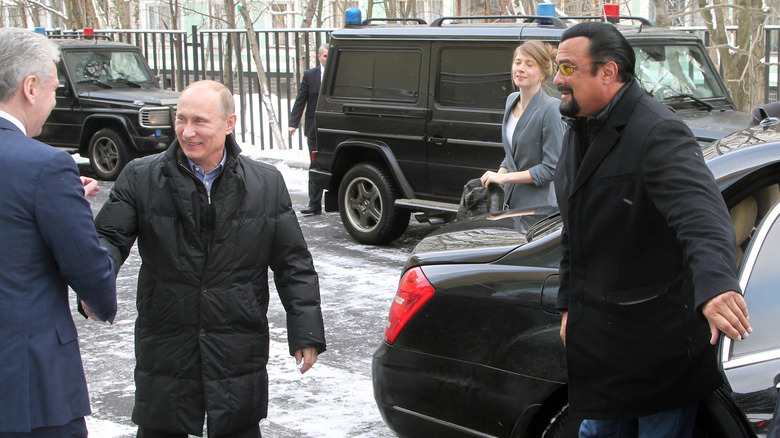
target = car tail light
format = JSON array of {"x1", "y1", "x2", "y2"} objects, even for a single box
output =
[{"x1": 384, "y1": 267, "x2": 435, "y2": 344}]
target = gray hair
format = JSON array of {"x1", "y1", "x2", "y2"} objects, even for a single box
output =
[
  {"x1": 317, "y1": 43, "x2": 329, "y2": 56},
  {"x1": 180, "y1": 80, "x2": 235, "y2": 118},
  {"x1": 0, "y1": 28, "x2": 60, "y2": 102}
]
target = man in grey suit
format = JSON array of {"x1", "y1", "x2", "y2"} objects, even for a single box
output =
[{"x1": 0, "y1": 27, "x2": 117, "y2": 437}]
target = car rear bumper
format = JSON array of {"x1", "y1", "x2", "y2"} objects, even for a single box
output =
[{"x1": 372, "y1": 342, "x2": 562, "y2": 438}]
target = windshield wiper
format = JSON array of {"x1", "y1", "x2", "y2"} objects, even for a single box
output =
[
  {"x1": 111, "y1": 77, "x2": 142, "y2": 88},
  {"x1": 666, "y1": 93, "x2": 713, "y2": 111},
  {"x1": 77, "y1": 79, "x2": 112, "y2": 89}
]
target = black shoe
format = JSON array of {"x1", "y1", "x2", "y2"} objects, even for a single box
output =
[{"x1": 300, "y1": 207, "x2": 322, "y2": 215}]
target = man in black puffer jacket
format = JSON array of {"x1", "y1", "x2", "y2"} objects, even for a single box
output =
[{"x1": 95, "y1": 80, "x2": 326, "y2": 438}]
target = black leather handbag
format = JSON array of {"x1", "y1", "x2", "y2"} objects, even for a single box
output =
[{"x1": 457, "y1": 178, "x2": 505, "y2": 220}]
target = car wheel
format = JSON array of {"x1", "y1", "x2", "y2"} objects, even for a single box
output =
[
  {"x1": 542, "y1": 404, "x2": 580, "y2": 438},
  {"x1": 88, "y1": 128, "x2": 134, "y2": 181},
  {"x1": 338, "y1": 162, "x2": 410, "y2": 245}
]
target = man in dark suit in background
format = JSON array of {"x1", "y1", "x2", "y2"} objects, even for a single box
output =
[
  {"x1": 0, "y1": 27, "x2": 117, "y2": 437},
  {"x1": 552, "y1": 22, "x2": 751, "y2": 437},
  {"x1": 289, "y1": 44, "x2": 328, "y2": 215}
]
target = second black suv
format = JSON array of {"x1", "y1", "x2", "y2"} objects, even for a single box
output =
[
  {"x1": 313, "y1": 15, "x2": 752, "y2": 244},
  {"x1": 37, "y1": 37, "x2": 180, "y2": 180}
]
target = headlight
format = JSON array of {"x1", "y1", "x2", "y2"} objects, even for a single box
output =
[{"x1": 140, "y1": 106, "x2": 174, "y2": 128}]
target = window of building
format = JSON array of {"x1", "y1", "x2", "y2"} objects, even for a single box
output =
[{"x1": 144, "y1": 2, "x2": 173, "y2": 29}]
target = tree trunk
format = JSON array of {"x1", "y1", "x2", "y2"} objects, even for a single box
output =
[
  {"x1": 698, "y1": 0, "x2": 766, "y2": 111},
  {"x1": 89, "y1": 0, "x2": 107, "y2": 28},
  {"x1": 237, "y1": 0, "x2": 287, "y2": 150},
  {"x1": 731, "y1": 0, "x2": 766, "y2": 110},
  {"x1": 651, "y1": 0, "x2": 670, "y2": 28},
  {"x1": 299, "y1": 0, "x2": 319, "y2": 27},
  {"x1": 30, "y1": 3, "x2": 41, "y2": 27}
]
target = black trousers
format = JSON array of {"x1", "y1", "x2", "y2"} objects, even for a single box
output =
[
  {"x1": 137, "y1": 424, "x2": 261, "y2": 438},
  {"x1": 306, "y1": 135, "x2": 323, "y2": 210},
  {"x1": 0, "y1": 417, "x2": 87, "y2": 438}
]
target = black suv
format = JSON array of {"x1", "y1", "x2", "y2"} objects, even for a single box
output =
[
  {"x1": 313, "y1": 15, "x2": 752, "y2": 245},
  {"x1": 36, "y1": 37, "x2": 180, "y2": 180}
]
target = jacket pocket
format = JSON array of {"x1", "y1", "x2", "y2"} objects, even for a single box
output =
[
  {"x1": 605, "y1": 280, "x2": 668, "y2": 305},
  {"x1": 55, "y1": 320, "x2": 78, "y2": 344},
  {"x1": 595, "y1": 172, "x2": 632, "y2": 185}
]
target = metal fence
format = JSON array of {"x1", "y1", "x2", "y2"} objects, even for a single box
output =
[
  {"x1": 48, "y1": 25, "x2": 780, "y2": 150},
  {"x1": 49, "y1": 26, "x2": 332, "y2": 151}
]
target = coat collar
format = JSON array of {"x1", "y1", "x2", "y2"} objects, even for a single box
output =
[
  {"x1": 161, "y1": 133, "x2": 246, "y2": 233},
  {"x1": 164, "y1": 133, "x2": 243, "y2": 166},
  {"x1": 568, "y1": 80, "x2": 644, "y2": 197},
  {"x1": 505, "y1": 88, "x2": 548, "y2": 147}
]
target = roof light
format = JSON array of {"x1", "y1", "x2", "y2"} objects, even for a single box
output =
[
  {"x1": 345, "y1": 8, "x2": 362, "y2": 27},
  {"x1": 34, "y1": 27, "x2": 46, "y2": 35},
  {"x1": 602, "y1": 4, "x2": 620, "y2": 23},
  {"x1": 384, "y1": 267, "x2": 435, "y2": 344},
  {"x1": 83, "y1": 27, "x2": 94, "y2": 37},
  {"x1": 537, "y1": 3, "x2": 556, "y2": 25}
]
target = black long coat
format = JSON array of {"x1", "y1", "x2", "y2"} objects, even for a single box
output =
[
  {"x1": 554, "y1": 81, "x2": 741, "y2": 420},
  {"x1": 288, "y1": 65, "x2": 321, "y2": 138},
  {"x1": 95, "y1": 137, "x2": 326, "y2": 435}
]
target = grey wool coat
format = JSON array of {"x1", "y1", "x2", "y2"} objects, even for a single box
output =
[{"x1": 500, "y1": 88, "x2": 565, "y2": 210}]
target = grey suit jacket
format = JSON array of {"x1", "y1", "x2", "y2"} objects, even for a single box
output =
[{"x1": 500, "y1": 88, "x2": 564, "y2": 209}]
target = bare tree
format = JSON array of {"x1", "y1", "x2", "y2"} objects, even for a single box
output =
[
  {"x1": 693, "y1": 0, "x2": 766, "y2": 111},
  {"x1": 650, "y1": 0, "x2": 671, "y2": 27},
  {"x1": 89, "y1": 0, "x2": 107, "y2": 28},
  {"x1": 237, "y1": 0, "x2": 287, "y2": 149}
]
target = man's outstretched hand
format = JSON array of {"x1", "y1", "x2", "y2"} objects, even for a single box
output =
[{"x1": 702, "y1": 291, "x2": 751, "y2": 345}]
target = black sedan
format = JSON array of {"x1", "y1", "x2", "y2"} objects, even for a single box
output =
[{"x1": 372, "y1": 119, "x2": 780, "y2": 438}]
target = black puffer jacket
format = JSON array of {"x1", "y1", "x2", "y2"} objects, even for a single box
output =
[{"x1": 95, "y1": 136, "x2": 326, "y2": 436}]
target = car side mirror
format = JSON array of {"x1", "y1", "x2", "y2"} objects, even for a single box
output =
[
  {"x1": 56, "y1": 79, "x2": 70, "y2": 97},
  {"x1": 540, "y1": 274, "x2": 560, "y2": 315}
]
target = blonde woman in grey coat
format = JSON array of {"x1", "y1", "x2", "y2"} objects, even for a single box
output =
[{"x1": 480, "y1": 41, "x2": 565, "y2": 210}]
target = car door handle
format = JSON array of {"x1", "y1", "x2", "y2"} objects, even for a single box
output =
[{"x1": 429, "y1": 137, "x2": 447, "y2": 146}]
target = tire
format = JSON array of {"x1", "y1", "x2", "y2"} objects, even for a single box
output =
[
  {"x1": 542, "y1": 404, "x2": 580, "y2": 438},
  {"x1": 88, "y1": 128, "x2": 134, "y2": 181},
  {"x1": 338, "y1": 162, "x2": 410, "y2": 245}
]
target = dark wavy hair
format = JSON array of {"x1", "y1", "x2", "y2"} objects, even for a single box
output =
[{"x1": 560, "y1": 21, "x2": 635, "y2": 83}]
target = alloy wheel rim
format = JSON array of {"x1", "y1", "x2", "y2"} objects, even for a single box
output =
[{"x1": 344, "y1": 176, "x2": 382, "y2": 232}]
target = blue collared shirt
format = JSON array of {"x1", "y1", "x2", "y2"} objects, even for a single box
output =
[{"x1": 187, "y1": 150, "x2": 227, "y2": 194}]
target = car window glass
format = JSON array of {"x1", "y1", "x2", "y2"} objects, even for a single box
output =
[
  {"x1": 731, "y1": 209, "x2": 780, "y2": 358},
  {"x1": 437, "y1": 47, "x2": 513, "y2": 110},
  {"x1": 634, "y1": 44, "x2": 725, "y2": 102},
  {"x1": 109, "y1": 52, "x2": 153, "y2": 82},
  {"x1": 64, "y1": 51, "x2": 153, "y2": 85},
  {"x1": 331, "y1": 49, "x2": 421, "y2": 102}
]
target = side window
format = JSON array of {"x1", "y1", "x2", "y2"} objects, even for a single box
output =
[
  {"x1": 730, "y1": 207, "x2": 780, "y2": 359},
  {"x1": 437, "y1": 47, "x2": 513, "y2": 110},
  {"x1": 331, "y1": 49, "x2": 422, "y2": 103}
]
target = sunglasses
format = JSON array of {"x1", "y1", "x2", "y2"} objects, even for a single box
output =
[{"x1": 553, "y1": 62, "x2": 594, "y2": 76}]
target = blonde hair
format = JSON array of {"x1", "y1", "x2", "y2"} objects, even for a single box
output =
[{"x1": 514, "y1": 41, "x2": 557, "y2": 82}]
